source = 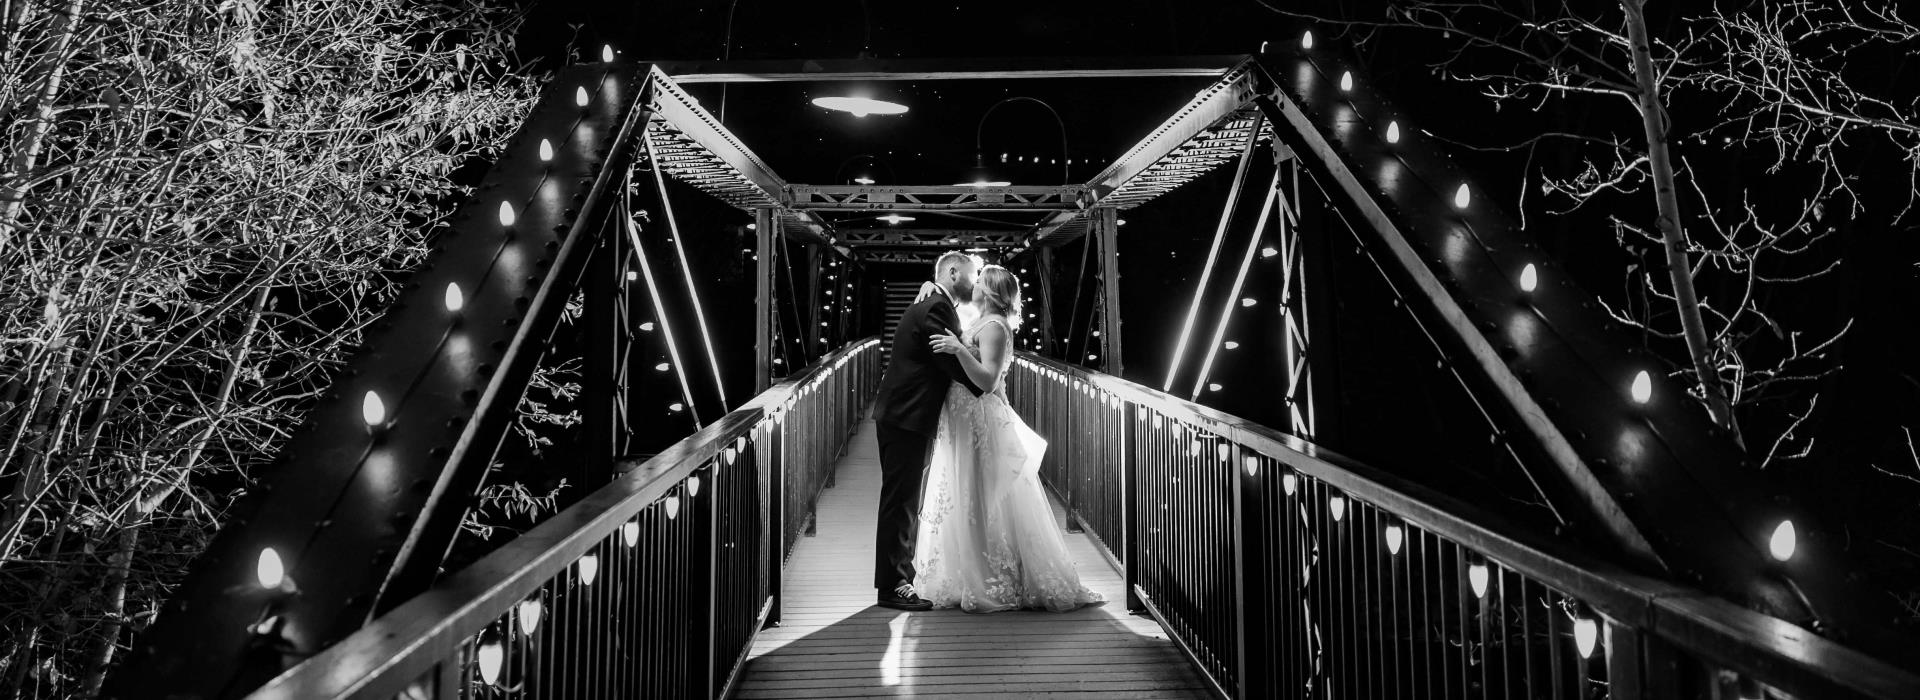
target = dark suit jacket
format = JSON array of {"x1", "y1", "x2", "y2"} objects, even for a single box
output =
[{"x1": 873, "y1": 289, "x2": 984, "y2": 436}]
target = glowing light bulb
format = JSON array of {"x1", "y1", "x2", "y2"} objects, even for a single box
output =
[
  {"x1": 444, "y1": 283, "x2": 464, "y2": 313},
  {"x1": 1520, "y1": 263, "x2": 1538, "y2": 293},
  {"x1": 1770, "y1": 520, "x2": 1796, "y2": 561},
  {"x1": 626, "y1": 271, "x2": 638, "y2": 281},
  {"x1": 1329, "y1": 495, "x2": 1347, "y2": 522},
  {"x1": 256, "y1": 547, "x2": 285, "y2": 588},
  {"x1": 517, "y1": 598, "x2": 543, "y2": 635},
  {"x1": 1283, "y1": 473, "x2": 1298, "y2": 496},
  {"x1": 1453, "y1": 183, "x2": 1471, "y2": 209},
  {"x1": 362, "y1": 391, "x2": 386, "y2": 426},
  {"x1": 1574, "y1": 617, "x2": 1598, "y2": 658},
  {"x1": 1386, "y1": 120, "x2": 1401, "y2": 144},
  {"x1": 1243, "y1": 456, "x2": 1260, "y2": 476},
  {"x1": 622, "y1": 520, "x2": 638, "y2": 547},
  {"x1": 1215, "y1": 443, "x2": 1230, "y2": 461},
  {"x1": 1630, "y1": 370, "x2": 1652, "y2": 404},
  {"x1": 1208, "y1": 383, "x2": 1222, "y2": 392},
  {"x1": 1240, "y1": 298, "x2": 1256, "y2": 307},
  {"x1": 655, "y1": 362, "x2": 670, "y2": 371},
  {"x1": 669, "y1": 402, "x2": 685, "y2": 412},
  {"x1": 689, "y1": 474, "x2": 702, "y2": 496},
  {"x1": 601, "y1": 44, "x2": 614, "y2": 63},
  {"x1": 538, "y1": 138, "x2": 554, "y2": 162},
  {"x1": 1302, "y1": 30, "x2": 1315, "y2": 50},
  {"x1": 1386, "y1": 524, "x2": 1404, "y2": 555},
  {"x1": 498, "y1": 201, "x2": 515, "y2": 227},
  {"x1": 664, "y1": 495, "x2": 680, "y2": 519},
  {"x1": 1469, "y1": 561, "x2": 1490, "y2": 598},
  {"x1": 639, "y1": 322, "x2": 655, "y2": 332},
  {"x1": 575, "y1": 86, "x2": 589, "y2": 107},
  {"x1": 578, "y1": 554, "x2": 599, "y2": 585},
  {"x1": 1261, "y1": 246, "x2": 1278, "y2": 258},
  {"x1": 1339, "y1": 71, "x2": 1354, "y2": 92},
  {"x1": 477, "y1": 639, "x2": 503, "y2": 685},
  {"x1": 1224, "y1": 341, "x2": 1240, "y2": 350}
]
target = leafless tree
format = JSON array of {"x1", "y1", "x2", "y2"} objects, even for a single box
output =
[{"x1": 0, "y1": 0, "x2": 540, "y2": 695}]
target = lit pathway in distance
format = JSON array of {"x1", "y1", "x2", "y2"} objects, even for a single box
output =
[{"x1": 737, "y1": 417, "x2": 1213, "y2": 699}]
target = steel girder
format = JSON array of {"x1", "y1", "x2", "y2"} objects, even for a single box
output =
[
  {"x1": 789, "y1": 185, "x2": 1089, "y2": 212},
  {"x1": 1028, "y1": 59, "x2": 1269, "y2": 245},
  {"x1": 653, "y1": 55, "x2": 1247, "y2": 83},
  {"x1": 639, "y1": 67, "x2": 835, "y2": 246},
  {"x1": 835, "y1": 228, "x2": 1027, "y2": 248}
]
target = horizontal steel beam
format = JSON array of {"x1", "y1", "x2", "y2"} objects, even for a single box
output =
[
  {"x1": 790, "y1": 184, "x2": 1088, "y2": 212},
  {"x1": 837, "y1": 228, "x2": 1027, "y2": 247},
  {"x1": 651, "y1": 55, "x2": 1246, "y2": 83}
]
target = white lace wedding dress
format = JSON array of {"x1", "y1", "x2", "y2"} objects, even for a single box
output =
[{"x1": 913, "y1": 315, "x2": 1104, "y2": 613}]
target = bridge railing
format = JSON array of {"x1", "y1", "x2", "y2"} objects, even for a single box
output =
[
  {"x1": 246, "y1": 337, "x2": 883, "y2": 700},
  {"x1": 1009, "y1": 352, "x2": 1919, "y2": 700}
]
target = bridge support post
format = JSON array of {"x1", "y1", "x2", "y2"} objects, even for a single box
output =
[
  {"x1": 754, "y1": 208, "x2": 775, "y2": 393},
  {"x1": 1094, "y1": 207, "x2": 1123, "y2": 375}
]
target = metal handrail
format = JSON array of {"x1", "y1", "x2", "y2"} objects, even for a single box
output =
[
  {"x1": 248, "y1": 337, "x2": 884, "y2": 700},
  {"x1": 1011, "y1": 351, "x2": 1919, "y2": 700}
]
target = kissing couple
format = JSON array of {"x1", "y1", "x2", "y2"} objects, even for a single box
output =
[{"x1": 869, "y1": 251, "x2": 1104, "y2": 613}]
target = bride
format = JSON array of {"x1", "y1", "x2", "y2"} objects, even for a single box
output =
[{"x1": 911, "y1": 265, "x2": 1103, "y2": 613}]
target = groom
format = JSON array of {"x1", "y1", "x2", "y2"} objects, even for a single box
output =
[{"x1": 870, "y1": 251, "x2": 984, "y2": 611}]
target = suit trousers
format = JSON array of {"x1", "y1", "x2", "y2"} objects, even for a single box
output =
[{"x1": 874, "y1": 420, "x2": 936, "y2": 590}]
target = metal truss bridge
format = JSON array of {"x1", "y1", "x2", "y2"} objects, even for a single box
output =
[{"x1": 104, "y1": 34, "x2": 1917, "y2": 700}]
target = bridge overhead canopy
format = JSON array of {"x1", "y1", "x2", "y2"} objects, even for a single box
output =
[{"x1": 637, "y1": 55, "x2": 1274, "y2": 258}]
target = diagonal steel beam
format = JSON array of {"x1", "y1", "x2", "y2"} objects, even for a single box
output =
[{"x1": 1026, "y1": 58, "x2": 1265, "y2": 245}]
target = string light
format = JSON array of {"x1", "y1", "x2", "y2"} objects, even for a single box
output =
[
  {"x1": 478, "y1": 638, "x2": 504, "y2": 685},
  {"x1": 689, "y1": 474, "x2": 702, "y2": 496},
  {"x1": 664, "y1": 495, "x2": 681, "y2": 519},
  {"x1": 1386, "y1": 524, "x2": 1404, "y2": 555},
  {"x1": 1386, "y1": 121, "x2": 1401, "y2": 144},
  {"x1": 1284, "y1": 473, "x2": 1299, "y2": 496},
  {"x1": 1261, "y1": 246, "x2": 1278, "y2": 258},
  {"x1": 1769, "y1": 520, "x2": 1796, "y2": 561},
  {"x1": 1223, "y1": 341, "x2": 1240, "y2": 350},
  {"x1": 1330, "y1": 495, "x2": 1347, "y2": 522},
  {"x1": 1302, "y1": 30, "x2": 1315, "y2": 50},
  {"x1": 578, "y1": 554, "x2": 599, "y2": 585},
  {"x1": 256, "y1": 547, "x2": 285, "y2": 589},
  {"x1": 1240, "y1": 298, "x2": 1256, "y2": 307},
  {"x1": 655, "y1": 362, "x2": 671, "y2": 371},
  {"x1": 1453, "y1": 184, "x2": 1471, "y2": 209},
  {"x1": 516, "y1": 598, "x2": 543, "y2": 635},
  {"x1": 444, "y1": 283, "x2": 464, "y2": 313},
  {"x1": 670, "y1": 402, "x2": 685, "y2": 412},
  {"x1": 498, "y1": 201, "x2": 516, "y2": 227},
  {"x1": 622, "y1": 520, "x2": 639, "y2": 547},
  {"x1": 1339, "y1": 71, "x2": 1354, "y2": 92},
  {"x1": 1208, "y1": 383, "x2": 1222, "y2": 392},
  {"x1": 1573, "y1": 616, "x2": 1599, "y2": 658},
  {"x1": 639, "y1": 322, "x2": 655, "y2": 332},
  {"x1": 601, "y1": 44, "x2": 615, "y2": 63},
  {"x1": 362, "y1": 391, "x2": 386, "y2": 427},
  {"x1": 1520, "y1": 263, "x2": 1538, "y2": 293},
  {"x1": 575, "y1": 86, "x2": 589, "y2": 107},
  {"x1": 1469, "y1": 560, "x2": 1490, "y2": 598},
  {"x1": 1630, "y1": 371, "x2": 1653, "y2": 404},
  {"x1": 538, "y1": 138, "x2": 554, "y2": 162},
  {"x1": 1243, "y1": 456, "x2": 1260, "y2": 476}
]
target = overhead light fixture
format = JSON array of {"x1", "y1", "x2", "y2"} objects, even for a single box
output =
[
  {"x1": 810, "y1": 95, "x2": 908, "y2": 118},
  {"x1": 853, "y1": 176, "x2": 876, "y2": 185},
  {"x1": 877, "y1": 214, "x2": 914, "y2": 225}
]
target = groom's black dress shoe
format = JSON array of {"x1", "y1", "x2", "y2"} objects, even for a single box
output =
[{"x1": 878, "y1": 584, "x2": 933, "y2": 611}]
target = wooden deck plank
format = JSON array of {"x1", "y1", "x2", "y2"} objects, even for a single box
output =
[{"x1": 739, "y1": 417, "x2": 1213, "y2": 699}]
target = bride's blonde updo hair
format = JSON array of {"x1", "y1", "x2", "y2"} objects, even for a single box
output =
[{"x1": 973, "y1": 264, "x2": 1023, "y2": 330}]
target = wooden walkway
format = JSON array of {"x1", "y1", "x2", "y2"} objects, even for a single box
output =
[{"x1": 737, "y1": 417, "x2": 1213, "y2": 699}]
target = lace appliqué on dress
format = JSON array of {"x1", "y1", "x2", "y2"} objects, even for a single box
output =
[{"x1": 912, "y1": 315, "x2": 1104, "y2": 613}]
